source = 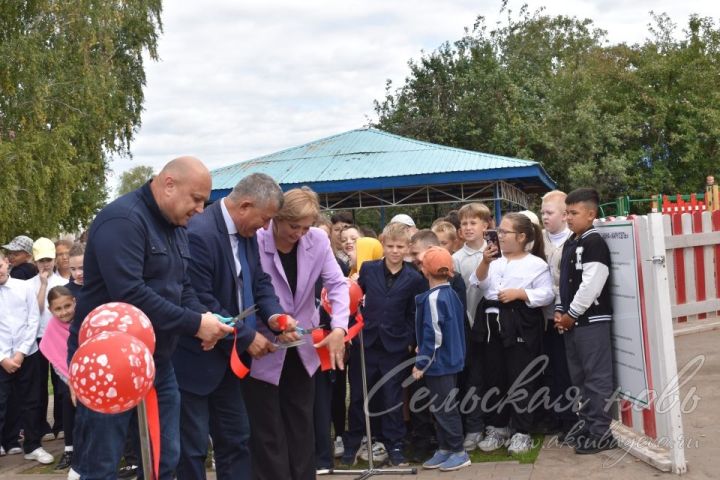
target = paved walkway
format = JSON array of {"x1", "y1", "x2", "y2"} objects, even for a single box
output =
[{"x1": 1, "y1": 328, "x2": 717, "y2": 479}]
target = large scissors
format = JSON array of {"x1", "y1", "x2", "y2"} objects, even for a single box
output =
[{"x1": 215, "y1": 304, "x2": 257, "y2": 327}]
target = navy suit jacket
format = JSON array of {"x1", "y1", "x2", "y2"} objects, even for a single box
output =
[
  {"x1": 172, "y1": 200, "x2": 282, "y2": 396},
  {"x1": 357, "y1": 260, "x2": 425, "y2": 353}
]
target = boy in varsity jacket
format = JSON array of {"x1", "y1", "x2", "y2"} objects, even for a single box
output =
[{"x1": 554, "y1": 188, "x2": 617, "y2": 454}]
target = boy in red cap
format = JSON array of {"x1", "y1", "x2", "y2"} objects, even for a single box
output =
[{"x1": 412, "y1": 246, "x2": 470, "y2": 471}]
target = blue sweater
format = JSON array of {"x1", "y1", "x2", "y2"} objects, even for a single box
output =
[
  {"x1": 68, "y1": 182, "x2": 206, "y2": 366},
  {"x1": 415, "y1": 284, "x2": 466, "y2": 376}
]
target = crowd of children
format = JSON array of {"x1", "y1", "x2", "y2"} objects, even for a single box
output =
[
  {"x1": 0, "y1": 186, "x2": 617, "y2": 477},
  {"x1": 313, "y1": 187, "x2": 617, "y2": 472}
]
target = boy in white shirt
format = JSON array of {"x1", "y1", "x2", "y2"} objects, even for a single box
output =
[{"x1": 0, "y1": 253, "x2": 54, "y2": 464}]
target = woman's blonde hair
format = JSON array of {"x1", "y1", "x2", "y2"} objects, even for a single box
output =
[{"x1": 275, "y1": 187, "x2": 320, "y2": 223}]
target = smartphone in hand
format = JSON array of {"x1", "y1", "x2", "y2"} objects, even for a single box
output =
[{"x1": 484, "y1": 230, "x2": 501, "y2": 258}]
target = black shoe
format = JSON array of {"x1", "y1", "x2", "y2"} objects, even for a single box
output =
[
  {"x1": 388, "y1": 447, "x2": 409, "y2": 467},
  {"x1": 575, "y1": 434, "x2": 618, "y2": 454},
  {"x1": 118, "y1": 464, "x2": 138, "y2": 479},
  {"x1": 54, "y1": 451, "x2": 72, "y2": 470}
]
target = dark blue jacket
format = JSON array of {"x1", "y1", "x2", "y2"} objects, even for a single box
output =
[
  {"x1": 69, "y1": 182, "x2": 206, "y2": 366},
  {"x1": 172, "y1": 199, "x2": 283, "y2": 396},
  {"x1": 357, "y1": 260, "x2": 425, "y2": 353},
  {"x1": 415, "y1": 284, "x2": 466, "y2": 376}
]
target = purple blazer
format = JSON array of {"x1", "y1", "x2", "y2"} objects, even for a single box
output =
[{"x1": 251, "y1": 224, "x2": 350, "y2": 385}]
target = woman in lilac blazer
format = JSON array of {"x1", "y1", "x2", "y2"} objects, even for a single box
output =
[{"x1": 244, "y1": 187, "x2": 349, "y2": 480}]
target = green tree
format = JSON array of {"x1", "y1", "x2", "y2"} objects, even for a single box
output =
[
  {"x1": 0, "y1": 0, "x2": 162, "y2": 239},
  {"x1": 117, "y1": 165, "x2": 155, "y2": 196},
  {"x1": 374, "y1": 6, "x2": 720, "y2": 202}
]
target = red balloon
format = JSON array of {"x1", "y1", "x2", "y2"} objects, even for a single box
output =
[
  {"x1": 79, "y1": 302, "x2": 155, "y2": 354},
  {"x1": 69, "y1": 331, "x2": 155, "y2": 414},
  {"x1": 321, "y1": 278, "x2": 364, "y2": 316}
]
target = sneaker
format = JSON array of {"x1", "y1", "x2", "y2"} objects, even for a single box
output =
[
  {"x1": 55, "y1": 451, "x2": 73, "y2": 470},
  {"x1": 117, "y1": 464, "x2": 138, "y2": 479},
  {"x1": 24, "y1": 447, "x2": 54, "y2": 464},
  {"x1": 359, "y1": 441, "x2": 388, "y2": 463},
  {"x1": 333, "y1": 436, "x2": 344, "y2": 458},
  {"x1": 463, "y1": 431, "x2": 483, "y2": 451},
  {"x1": 478, "y1": 426, "x2": 510, "y2": 452},
  {"x1": 438, "y1": 451, "x2": 471, "y2": 471},
  {"x1": 7, "y1": 447, "x2": 22, "y2": 455},
  {"x1": 68, "y1": 468, "x2": 81, "y2": 480},
  {"x1": 0, "y1": 447, "x2": 5, "y2": 456},
  {"x1": 422, "y1": 450, "x2": 452, "y2": 469},
  {"x1": 508, "y1": 432, "x2": 533, "y2": 455},
  {"x1": 387, "y1": 447, "x2": 408, "y2": 467}
]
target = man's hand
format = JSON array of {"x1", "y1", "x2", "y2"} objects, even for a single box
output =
[
  {"x1": 246, "y1": 332, "x2": 277, "y2": 359},
  {"x1": 412, "y1": 366, "x2": 424, "y2": 380},
  {"x1": 313, "y1": 328, "x2": 346, "y2": 370},
  {"x1": 269, "y1": 315, "x2": 302, "y2": 343},
  {"x1": 554, "y1": 313, "x2": 575, "y2": 333},
  {"x1": 196, "y1": 312, "x2": 235, "y2": 350},
  {"x1": 1, "y1": 358, "x2": 20, "y2": 374}
]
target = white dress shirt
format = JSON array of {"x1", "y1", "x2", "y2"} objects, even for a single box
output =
[
  {"x1": 0, "y1": 277, "x2": 40, "y2": 361},
  {"x1": 221, "y1": 198, "x2": 243, "y2": 312}
]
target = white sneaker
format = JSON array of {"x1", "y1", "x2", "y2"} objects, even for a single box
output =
[
  {"x1": 68, "y1": 467, "x2": 81, "y2": 480},
  {"x1": 333, "y1": 436, "x2": 344, "y2": 458},
  {"x1": 359, "y1": 440, "x2": 388, "y2": 462},
  {"x1": 478, "y1": 426, "x2": 510, "y2": 452},
  {"x1": 24, "y1": 446, "x2": 54, "y2": 464},
  {"x1": 462, "y1": 431, "x2": 484, "y2": 450},
  {"x1": 0, "y1": 446, "x2": 5, "y2": 456},
  {"x1": 7, "y1": 447, "x2": 23, "y2": 455},
  {"x1": 508, "y1": 432, "x2": 533, "y2": 454}
]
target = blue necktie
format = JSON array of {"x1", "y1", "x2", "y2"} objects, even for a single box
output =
[{"x1": 235, "y1": 235, "x2": 256, "y2": 330}]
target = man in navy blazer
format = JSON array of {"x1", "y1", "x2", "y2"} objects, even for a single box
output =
[{"x1": 173, "y1": 173, "x2": 295, "y2": 480}]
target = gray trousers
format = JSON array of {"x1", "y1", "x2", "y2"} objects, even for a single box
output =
[{"x1": 564, "y1": 322, "x2": 614, "y2": 437}]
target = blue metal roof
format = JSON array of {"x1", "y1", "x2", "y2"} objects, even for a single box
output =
[{"x1": 210, "y1": 128, "x2": 555, "y2": 201}]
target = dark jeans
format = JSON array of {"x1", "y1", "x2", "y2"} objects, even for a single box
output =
[
  {"x1": 0, "y1": 351, "x2": 45, "y2": 453},
  {"x1": 243, "y1": 348, "x2": 316, "y2": 480},
  {"x1": 541, "y1": 325, "x2": 577, "y2": 430},
  {"x1": 344, "y1": 342, "x2": 406, "y2": 451},
  {"x1": 35, "y1": 348, "x2": 54, "y2": 435},
  {"x1": 331, "y1": 367, "x2": 347, "y2": 437},
  {"x1": 55, "y1": 380, "x2": 76, "y2": 447},
  {"x1": 73, "y1": 363, "x2": 181, "y2": 480},
  {"x1": 461, "y1": 341, "x2": 485, "y2": 434},
  {"x1": 564, "y1": 322, "x2": 614, "y2": 437},
  {"x1": 176, "y1": 367, "x2": 251, "y2": 480},
  {"x1": 425, "y1": 374, "x2": 464, "y2": 452}
]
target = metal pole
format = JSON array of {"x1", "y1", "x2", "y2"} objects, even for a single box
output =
[
  {"x1": 137, "y1": 400, "x2": 154, "y2": 480},
  {"x1": 326, "y1": 329, "x2": 417, "y2": 478}
]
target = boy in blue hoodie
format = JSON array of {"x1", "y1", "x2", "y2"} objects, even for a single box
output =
[{"x1": 413, "y1": 246, "x2": 470, "y2": 472}]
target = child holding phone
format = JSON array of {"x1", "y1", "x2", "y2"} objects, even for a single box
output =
[{"x1": 470, "y1": 213, "x2": 554, "y2": 455}]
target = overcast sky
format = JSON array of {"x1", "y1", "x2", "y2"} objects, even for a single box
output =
[{"x1": 110, "y1": 0, "x2": 720, "y2": 191}]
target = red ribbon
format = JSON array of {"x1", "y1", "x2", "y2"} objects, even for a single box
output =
[
  {"x1": 145, "y1": 387, "x2": 161, "y2": 480},
  {"x1": 230, "y1": 328, "x2": 250, "y2": 379},
  {"x1": 313, "y1": 312, "x2": 365, "y2": 371}
]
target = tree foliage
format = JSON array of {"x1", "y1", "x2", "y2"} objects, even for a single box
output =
[
  {"x1": 374, "y1": 5, "x2": 720, "y2": 201},
  {"x1": 0, "y1": 0, "x2": 162, "y2": 239},
  {"x1": 117, "y1": 165, "x2": 154, "y2": 197}
]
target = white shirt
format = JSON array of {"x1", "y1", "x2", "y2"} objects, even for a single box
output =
[
  {"x1": 469, "y1": 254, "x2": 554, "y2": 309},
  {"x1": 221, "y1": 198, "x2": 243, "y2": 312},
  {"x1": 0, "y1": 277, "x2": 40, "y2": 360},
  {"x1": 452, "y1": 241, "x2": 486, "y2": 327},
  {"x1": 28, "y1": 272, "x2": 66, "y2": 337}
]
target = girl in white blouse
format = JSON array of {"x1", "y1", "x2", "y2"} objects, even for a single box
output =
[{"x1": 469, "y1": 212, "x2": 554, "y2": 456}]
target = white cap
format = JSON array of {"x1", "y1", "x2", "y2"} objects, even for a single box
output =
[{"x1": 389, "y1": 214, "x2": 416, "y2": 228}]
